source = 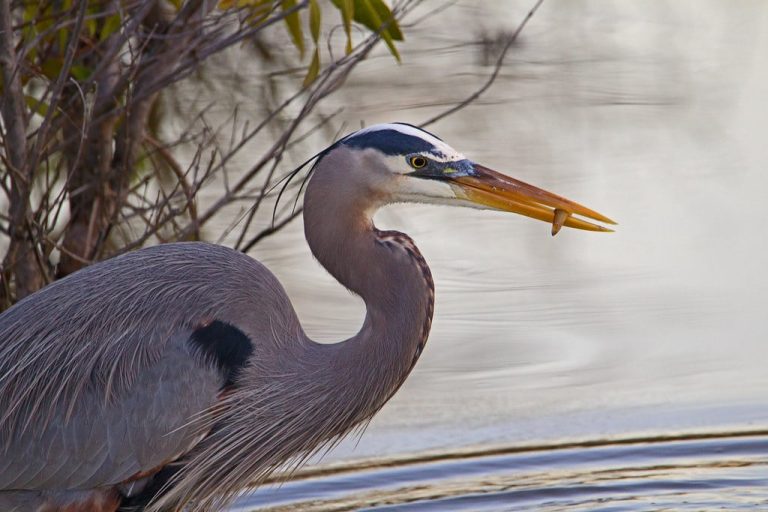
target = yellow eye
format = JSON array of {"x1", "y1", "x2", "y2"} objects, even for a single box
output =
[{"x1": 410, "y1": 156, "x2": 428, "y2": 169}]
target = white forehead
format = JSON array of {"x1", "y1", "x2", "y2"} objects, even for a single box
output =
[{"x1": 352, "y1": 123, "x2": 466, "y2": 163}]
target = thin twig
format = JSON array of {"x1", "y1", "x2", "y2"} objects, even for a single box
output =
[
  {"x1": 27, "y1": 0, "x2": 89, "y2": 173},
  {"x1": 144, "y1": 135, "x2": 200, "y2": 240},
  {"x1": 241, "y1": 208, "x2": 303, "y2": 253},
  {"x1": 420, "y1": 0, "x2": 544, "y2": 127}
]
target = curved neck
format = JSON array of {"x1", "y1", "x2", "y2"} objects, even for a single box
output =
[
  {"x1": 302, "y1": 148, "x2": 434, "y2": 407},
  {"x1": 155, "y1": 150, "x2": 437, "y2": 508}
]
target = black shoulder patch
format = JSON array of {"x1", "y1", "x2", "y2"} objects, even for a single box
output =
[{"x1": 189, "y1": 320, "x2": 254, "y2": 388}]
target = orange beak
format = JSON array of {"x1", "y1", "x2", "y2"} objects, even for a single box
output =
[{"x1": 450, "y1": 164, "x2": 616, "y2": 235}]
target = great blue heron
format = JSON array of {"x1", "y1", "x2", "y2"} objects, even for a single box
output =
[{"x1": 0, "y1": 123, "x2": 613, "y2": 511}]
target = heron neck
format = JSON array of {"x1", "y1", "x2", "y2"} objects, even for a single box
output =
[{"x1": 302, "y1": 161, "x2": 434, "y2": 409}]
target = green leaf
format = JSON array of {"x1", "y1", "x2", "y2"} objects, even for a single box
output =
[
  {"x1": 281, "y1": 0, "x2": 305, "y2": 58},
  {"x1": 58, "y1": 26, "x2": 68, "y2": 51},
  {"x1": 330, "y1": 0, "x2": 354, "y2": 54},
  {"x1": 25, "y1": 95, "x2": 49, "y2": 117},
  {"x1": 85, "y1": 17, "x2": 97, "y2": 38},
  {"x1": 21, "y1": 2, "x2": 39, "y2": 60},
  {"x1": 70, "y1": 65, "x2": 91, "y2": 81},
  {"x1": 303, "y1": 47, "x2": 321, "y2": 87},
  {"x1": 218, "y1": 0, "x2": 255, "y2": 9},
  {"x1": 355, "y1": 0, "x2": 400, "y2": 61},
  {"x1": 367, "y1": 0, "x2": 403, "y2": 40},
  {"x1": 101, "y1": 14, "x2": 122, "y2": 39},
  {"x1": 331, "y1": 0, "x2": 401, "y2": 59},
  {"x1": 236, "y1": 0, "x2": 274, "y2": 25},
  {"x1": 309, "y1": 0, "x2": 321, "y2": 43},
  {"x1": 40, "y1": 59, "x2": 63, "y2": 80}
]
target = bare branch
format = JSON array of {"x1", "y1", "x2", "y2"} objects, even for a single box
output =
[
  {"x1": 0, "y1": 0, "x2": 42, "y2": 303},
  {"x1": 420, "y1": 0, "x2": 544, "y2": 127},
  {"x1": 241, "y1": 208, "x2": 304, "y2": 253},
  {"x1": 0, "y1": 0, "x2": 420, "y2": 308},
  {"x1": 144, "y1": 135, "x2": 200, "y2": 241},
  {"x1": 27, "y1": 0, "x2": 88, "y2": 173}
]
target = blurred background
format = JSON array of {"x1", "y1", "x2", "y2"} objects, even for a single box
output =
[
  {"x1": 229, "y1": 2, "x2": 768, "y2": 508},
  {"x1": 224, "y1": 0, "x2": 768, "y2": 459}
]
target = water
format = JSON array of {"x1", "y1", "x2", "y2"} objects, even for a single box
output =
[
  {"x1": 232, "y1": 432, "x2": 768, "y2": 511},
  {"x1": 203, "y1": 0, "x2": 768, "y2": 509}
]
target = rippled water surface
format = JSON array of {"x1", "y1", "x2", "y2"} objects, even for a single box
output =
[
  {"x1": 232, "y1": 432, "x2": 768, "y2": 511},
  {"x1": 207, "y1": 0, "x2": 768, "y2": 509}
]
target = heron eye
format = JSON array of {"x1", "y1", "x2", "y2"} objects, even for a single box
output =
[{"x1": 410, "y1": 156, "x2": 428, "y2": 169}]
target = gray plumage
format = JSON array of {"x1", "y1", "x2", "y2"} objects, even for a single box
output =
[{"x1": 0, "y1": 123, "x2": 613, "y2": 511}]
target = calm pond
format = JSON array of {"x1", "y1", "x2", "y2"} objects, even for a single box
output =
[{"x1": 205, "y1": 1, "x2": 768, "y2": 509}]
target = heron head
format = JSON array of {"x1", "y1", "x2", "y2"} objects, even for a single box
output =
[{"x1": 337, "y1": 123, "x2": 615, "y2": 235}]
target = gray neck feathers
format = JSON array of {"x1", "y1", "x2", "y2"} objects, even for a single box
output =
[{"x1": 302, "y1": 146, "x2": 434, "y2": 407}]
